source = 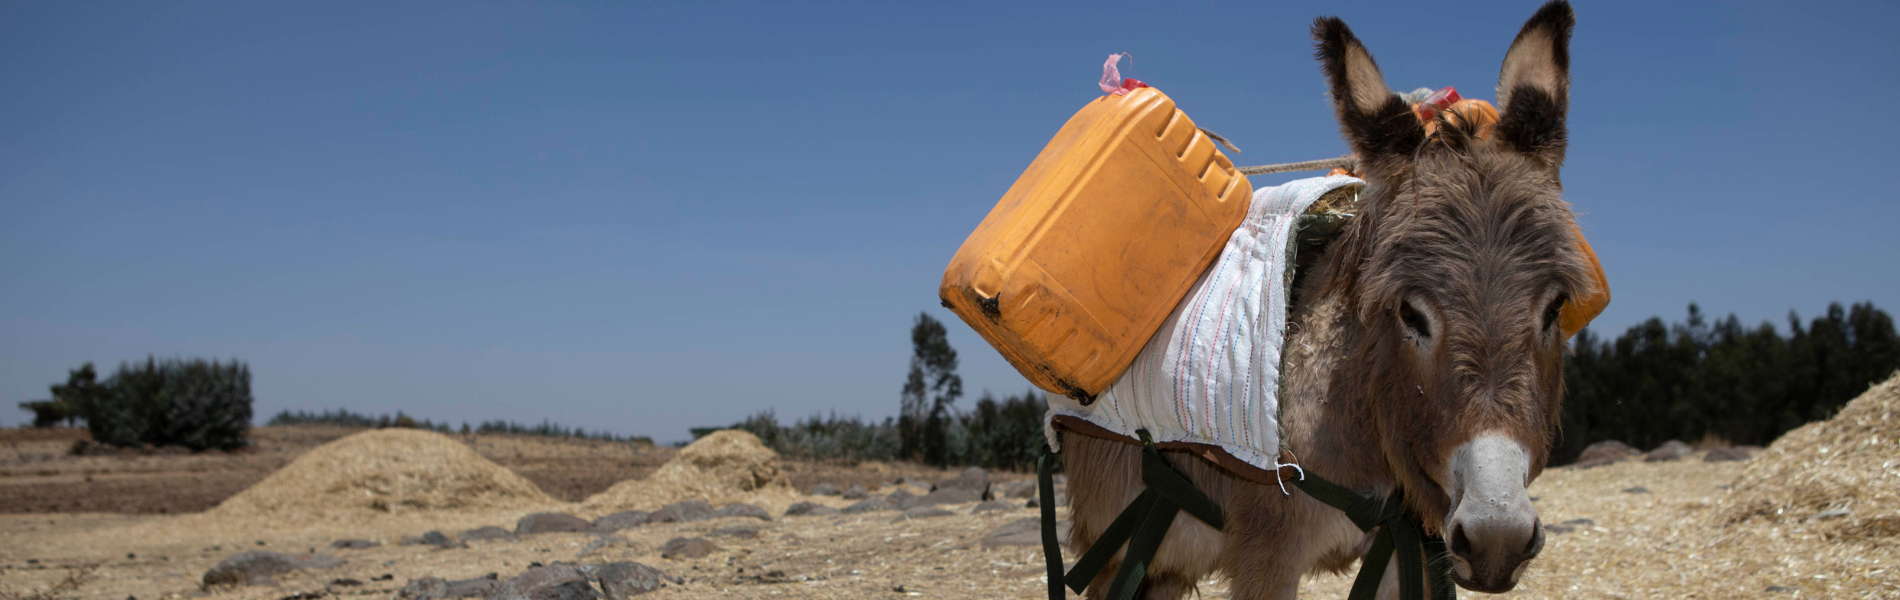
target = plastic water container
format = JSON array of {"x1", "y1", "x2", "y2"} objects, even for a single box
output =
[{"x1": 940, "y1": 87, "x2": 1251, "y2": 402}]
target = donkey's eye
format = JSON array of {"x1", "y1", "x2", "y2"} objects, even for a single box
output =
[
  {"x1": 1399, "y1": 301, "x2": 1431, "y2": 339},
  {"x1": 1543, "y1": 294, "x2": 1568, "y2": 332}
]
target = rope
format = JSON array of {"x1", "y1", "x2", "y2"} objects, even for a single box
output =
[{"x1": 1236, "y1": 155, "x2": 1357, "y2": 176}]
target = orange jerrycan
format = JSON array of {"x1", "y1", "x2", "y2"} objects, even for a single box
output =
[{"x1": 941, "y1": 87, "x2": 1251, "y2": 402}]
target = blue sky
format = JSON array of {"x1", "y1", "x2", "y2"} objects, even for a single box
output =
[{"x1": 3, "y1": 1, "x2": 1895, "y2": 441}]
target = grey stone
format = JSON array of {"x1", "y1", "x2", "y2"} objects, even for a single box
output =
[
  {"x1": 1025, "y1": 492, "x2": 1067, "y2": 509},
  {"x1": 885, "y1": 489, "x2": 916, "y2": 509},
  {"x1": 658, "y1": 537, "x2": 718, "y2": 560},
  {"x1": 327, "y1": 539, "x2": 379, "y2": 550},
  {"x1": 584, "y1": 562, "x2": 676, "y2": 599},
  {"x1": 492, "y1": 562, "x2": 597, "y2": 600},
  {"x1": 397, "y1": 573, "x2": 500, "y2": 600},
  {"x1": 980, "y1": 517, "x2": 1070, "y2": 549},
  {"x1": 908, "y1": 487, "x2": 982, "y2": 508},
  {"x1": 1644, "y1": 440, "x2": 1694, "y2": 462},
  {"x1": 1541, "y1": 523, "x2": 1575, "y2": 534},
  {"x1": 592, "y1": 511, "x2": 650, "y2": 532},
  {"x1": 1704, "y1": 446, "x2": 1752, "y2": 462},
  {"x1": 460, "y1": 526, "x2": 514, "y2": 541},
  {"x1": 1573, "y1": 440, "x2": 1636, "y2": 469},
  {"x1": 516, "y1": 512, "x2": 594, "y2": 535},
  {"x1": 709, "y1": 525, "x2": 760, "y2": 539},
  {"x1": 1622, "y1": 486, "x2": 1652, "y2": 494},
  {"x1": 400, "y1": 530, "x2": 461, "y2": 548},
  {"x1": 201, "y1": 551, "x2": 344, "y2": 587},
  {"x1": 715, "y1": 503, "x2": 771, "y2": 521},
  {"x1": 971, "y1": 501, "x2": 1015, "y2": 514},
  {"x1": 783, "y1": 502, "x2": 839, "y2": 517},
  {"x1": 810, "y1": 482, "x2": 842, "y2": 496},
  {"x1": 577, "y1": 535, "x2": 641, "y2": 559},
  {"x1": 840, "y1": 483, "x2": 868, "y2": 500},
  {"x1": 932, "y1": 467, "x2": 992, "y2": 500},
  {"x1": 895, "y1": 507, "x2": 954, "y2": 521},
  {"x1": 841, "y1": 497, "x2": 895, "y2": 514},
  {"x1": 649, "y1": 500, "x2": 715, "y2": 524},
  {"x1": 997, "y1": 480, "x2": 1038, "y2": 499}
]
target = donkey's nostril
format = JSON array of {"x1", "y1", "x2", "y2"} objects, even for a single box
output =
[
  {"x1": 1525, "y1": 519, "x2": 1546, "y2": 559},
  {"x1": 1447, "y1": 522, "x2": 1472, "y2": 559}
]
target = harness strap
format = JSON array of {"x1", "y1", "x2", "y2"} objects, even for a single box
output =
[
  {"x1": 1038, "y1": 451, "x2": 1066, "y2": 600},
  {"x1": 1292, "y1": 471, "x2": 1457, "y2": 600}
]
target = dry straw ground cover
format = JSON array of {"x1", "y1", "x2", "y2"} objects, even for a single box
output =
[{"x1": 5, "y1": 384, "x2": 1898, "y2": 599}]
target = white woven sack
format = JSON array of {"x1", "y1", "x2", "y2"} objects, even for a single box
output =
[{"x1": 1045, "y1": 174, "x2": 1365, "y2": 475}]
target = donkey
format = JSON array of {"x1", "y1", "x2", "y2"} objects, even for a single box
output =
[{"x1": 1059, "y1": 2, "x2": 1592, "y2": 598}]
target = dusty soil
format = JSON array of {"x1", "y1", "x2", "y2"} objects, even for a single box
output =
[{"x1": 2, "y1": 426, "x2": 1893, "y2": 599}]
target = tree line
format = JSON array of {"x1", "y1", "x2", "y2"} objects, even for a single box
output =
[{"x1": 1555, "y1": 301, "x2": 1898, "y2": 463}]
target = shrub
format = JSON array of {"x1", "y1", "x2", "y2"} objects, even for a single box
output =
[{"x1": 81, "y1": 357, "x2": 253, "y2": 451}]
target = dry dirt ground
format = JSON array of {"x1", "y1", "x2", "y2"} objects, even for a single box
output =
[{"x1": 2, "y1": 426, "x2": 1894, "y2": 600}]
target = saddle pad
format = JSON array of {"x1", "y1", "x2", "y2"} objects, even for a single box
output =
[{"x1": 1045, "y1": 174, "x2": 1365, "y2": 475}]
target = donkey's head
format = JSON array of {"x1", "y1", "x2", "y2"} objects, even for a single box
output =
[{"x1": 1314, "y1": 1, "x2": 1590, "y2": 592}]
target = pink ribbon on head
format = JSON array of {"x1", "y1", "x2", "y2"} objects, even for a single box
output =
[{"x1": 1098, "y1": 53, "x2": 1148, "y2": 96}]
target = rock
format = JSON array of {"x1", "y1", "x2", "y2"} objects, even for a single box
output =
[
  {"x1": 1541, "y1": 523, "x2": 1575, "y2": 534},
  {"x1": 492, "y1": 562, "x2": 596, "y2": 600},
  {"x1": 932, "y1": 467, "x2": 992, "y2": 500},
  {"x1": 1644, "y1": 440, "x2": 1694, "y2": 462},
  {"x1": 397, "y1": 574, "x2": 500, "y2": 600},
  {"x1": 842, "y1": 497, "x2": 895, "y2": 514},
  {"x1": 460, "y1": 526, "x2": 513, "y2": 541},
  {"x1": 399, "y1": 531, "x2": 462, "y2": 548},
  {"x1": 896, "y1": 507, "x2": 955, "y2": 521},
  {"x1": 577, "y1": 535, "x2": 642, "y2": 559},
  {"x1": 327, "y1": 539, "x2": 379, "y2": 550},
  {"x1": 810, "y1": 482, "x2": 842, "y2": 496},
  {"x1": 1025, "y1": 493, "x2": 1066, "y2": 509},
  {"x1": 584, "y1": 562, "x2": 676, "y2": 599},
  {"x1": 841, "y1": 483, "x2": 868, "y2": 500},
  {"x1": 980, "y1": 517, "x2": 1071, "y2": 549},
  {"x1": 1573, "y1": 440, "x2": 1636, "y2": 469},
  {"x1": 1622, "y1": 486, "x2": 1652, "y2": 494},
  {"x1": 1704, "y1": 446, "x2": 1751, "y2": 462},
  {"x1": 715, "y1": 503, "x2": 771, "y2": 521},
  {"x1": 516, "y1": 512, "x2": 594, "y2": 535},
  {"x1": 591, "y1": 511, "x2": 650, "y2": 533},
  {"x1": 1562, "y1": 517, "x2": 1596, "y2": 527},
  {"x1": 997, "y1": 481, "x2": 1038, "y2": 499},
  {"x1": 971, "y1": 501, "x2": 1015, "y2": 514},
  {"x1": 658, "y1": 537, "x2": 718, "y2": 559},
  {"x1": 783, "y1": 502, "x2": 839, "y2": 517},
  {"x1": 202, "y1": 551, "x2": 345, "y2": 587},
  {"x1": 649, "y1": 500, "x2": 715, "y2": 524},
  {"x1": 710, "y1": 525, "x2": 760, "y2": 539},
  {"x1": 886, "y1": 489, "x2": 916, "y2": 509},
  {"x1": 908, "y1": 487, "x2": 983, "y2": 508}
]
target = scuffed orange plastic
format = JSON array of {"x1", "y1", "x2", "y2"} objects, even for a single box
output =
[{"x1": 939, "y1": 87, "x2": 1251, "y2": 401}]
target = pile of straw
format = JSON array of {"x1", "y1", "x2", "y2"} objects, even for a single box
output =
[
  {"x1": 580, "y1": 430, "x2": 795, "y2": 515},
  {"x1": 208, "y1": 428, "x2": 551, "y2": 517},
  {"x1": 1719, "y1": 371, "x2": 1900, "y2": 541}
]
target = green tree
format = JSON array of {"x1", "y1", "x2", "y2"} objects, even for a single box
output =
[{"x1": 900, "y1": 312, "x2": 962, "y2": 466}]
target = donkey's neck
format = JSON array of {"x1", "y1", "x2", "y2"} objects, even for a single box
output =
[{"x1": 1279, "y1": 256, "x2": 1394, "y2": 496}]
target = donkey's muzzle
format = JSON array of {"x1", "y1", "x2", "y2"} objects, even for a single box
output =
[{"x1": 1444, "y1": 433, "x2": 1543, "y2": 592}]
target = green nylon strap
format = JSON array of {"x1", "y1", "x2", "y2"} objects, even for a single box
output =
[
  {"x1": 1389, "y1": 507, "x2": 1426, "y2": 600},
  {"x1": 1424, "y1": 536, "x2": 1457, "y2": 600},
  {"x1": 1064, "y1": 488, "x2": 1156, "y2": 594},
  {"x1": 1140, "y1": 445, "x2": 1226, "y2": 530},
  {"x1": 1290, "y1": 472, "x2": 1383, "y2": 531},
  {"x1": 1039, "y1": 451, "x2": 1065, "y2": 600},
  {"x1": 1348, "y1": 526, "x2": 1394, "y2": 600},
  {"x1": 1104, "y1": 493, "x2": 1179, "y2": 600}
]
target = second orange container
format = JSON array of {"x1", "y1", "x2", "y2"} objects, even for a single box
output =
[{"x1": 940, "y1": 87, "x2": 1251, "y2": 402}]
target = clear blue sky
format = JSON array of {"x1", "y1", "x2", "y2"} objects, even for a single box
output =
[{"x1": 4, "y1": 1, "x2": 1895, "y2": 441}]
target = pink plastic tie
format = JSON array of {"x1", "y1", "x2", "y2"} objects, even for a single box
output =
[{"x1": 1098, "y1": 53, "x2": 1148, "y2": 96}]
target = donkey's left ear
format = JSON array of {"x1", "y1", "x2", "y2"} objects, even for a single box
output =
[{"x1": 1495, "y1": 0, "x2": 1574, "y2": 168}]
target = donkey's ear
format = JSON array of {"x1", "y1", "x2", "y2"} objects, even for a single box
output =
[
  {"x1": 1313, "y1": 17, "x2": 1423, "y2": 162},
  {"x1": 1495, "y1": 0, "x2": 1574, "y2": 167}
]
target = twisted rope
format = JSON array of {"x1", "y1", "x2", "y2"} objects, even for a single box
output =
[{"x1": 1236, "y1": 155, "x2": 1357, "y2": 176}]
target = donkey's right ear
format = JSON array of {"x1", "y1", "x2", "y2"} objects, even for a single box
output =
[{"x1": 1313, "y1": 17, "x2": 1423, "y2": 162}]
